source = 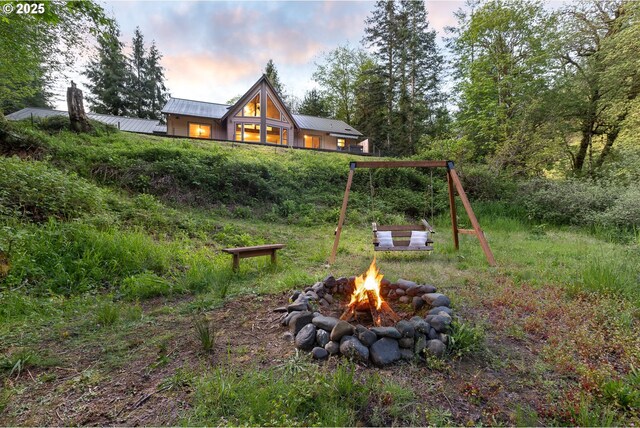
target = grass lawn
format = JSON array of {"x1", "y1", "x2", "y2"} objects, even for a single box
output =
[{"x1": 1, "y1": 123, "x2": 639, "y2": 426}]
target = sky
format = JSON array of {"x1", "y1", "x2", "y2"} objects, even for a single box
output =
[{"x1": 56, "y1": 0, "x2": 469, "y2": 110}]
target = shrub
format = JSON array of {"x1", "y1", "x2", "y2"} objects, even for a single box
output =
[
  {"x1": 516, "y1": 179, "x2": 617, "y2": 226},
  {"x1": 94, "y1": 303, "x2": 120, "y2": 327},
  {"x1": 121, "y1": 272, "x2": 176, "y2": 300},
  {"x1": 0, "y1": 157, "x2": 106, "y2": 222},
  {"x1": 2, "y1": 221, "x2": 177, "y2": 295},
  {"x1": 447, "y1": 319, "x2": 485, "y2": 359},
  {"x1": 193, "y1": 317, "x2": 215, "y2": 353}
]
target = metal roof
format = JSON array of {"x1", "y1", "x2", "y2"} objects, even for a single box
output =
[
  {"x1": 5, "y1": 107, "x2": 163, "y2": 135},
  {"x1": 293, "y1": 114, "x2": 363, "y2": 137},
  {"x1": 162, "y1": 98, "x2": 230, "y2": 119}
]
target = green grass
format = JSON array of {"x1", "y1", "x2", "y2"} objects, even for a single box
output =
[{"x1": 1, "y1": 120, "x2": 639, "y2": 426}]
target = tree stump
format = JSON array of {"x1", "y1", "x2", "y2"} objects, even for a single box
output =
[{"x1": 67, "y1": 81, "x2": 92, "y2": 133}]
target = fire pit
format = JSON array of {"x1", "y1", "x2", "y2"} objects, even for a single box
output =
[{"x1": 275, "y1": 259, "x2": 456, "y2": 367}]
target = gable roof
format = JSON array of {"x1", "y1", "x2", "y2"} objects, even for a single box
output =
[
  {"x1": 162, "y1": 98, "x2": 230, "y2": 119},
  {"x1": 5, "y1": 107, "x2": 164, "y2": 134},
  {"x1": 292, "y1": 114, "x2": 362, "y2": 137}
]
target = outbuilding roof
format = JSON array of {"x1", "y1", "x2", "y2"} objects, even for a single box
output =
[
  {"x1": 161, "y1": 98, "x2": 230, "y2": 119},
  {"x1": 5, "y1": 107, "x2": 163, "y2": 135}
]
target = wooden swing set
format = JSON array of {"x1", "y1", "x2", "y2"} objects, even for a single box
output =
[{"x1": 329, "y1": 160, "x2": 496, "y2": 266}]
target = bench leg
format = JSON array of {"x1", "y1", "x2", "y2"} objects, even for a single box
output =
[
  {"x1": 270, "y1": 250, "x2": 277, "y2": 265},
  {"x1": 232, "y1": 254, "x2": 240, "y2": 272}
]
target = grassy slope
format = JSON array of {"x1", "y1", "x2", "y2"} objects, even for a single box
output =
[{"x1": 1, "y1": 124, "x2": 639, "y2": 426}]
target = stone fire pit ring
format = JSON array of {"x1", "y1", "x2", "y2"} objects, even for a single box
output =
[{"x1": 275, "y1": 275, "x2": 456, "y2": 367}]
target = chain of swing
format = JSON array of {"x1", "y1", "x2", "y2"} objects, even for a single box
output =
[{"x1": 368, "y1": 169, "x2": 435, "y2": 227}]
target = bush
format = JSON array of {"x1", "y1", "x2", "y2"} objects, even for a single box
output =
[
  {"x1": 457, "y1": 164, "x2": 517, "y2": 201},
  {"x1": 2, "y1": 221, "x2": 178, "y2": 295},
  {"x1": 0, "y1": 157, "x2": 106, "y2": 222},
  {"x1": 516, "y1": 179, "x2": 617, "y2": 226}
]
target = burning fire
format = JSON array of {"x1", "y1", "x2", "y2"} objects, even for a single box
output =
[{"x1": 348, "y1": 257, "x2": 384, "y2": 310}]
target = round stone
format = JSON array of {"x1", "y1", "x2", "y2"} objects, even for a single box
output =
[
  {"x1": 395, "y1": 320, "x2": 415, "y2": 338},
  {"x1": 289, "y1": 311, "x2": 314, "y2": 335},
  {"x1": 398, "y1": 337, "x2": 414, "y2": 348},
  {"x1": 324, "y1": 294, "x2": 334, "y2": 304},
  {"x1": 406, "y1": 286, "x2": 422, "y2": 297},
  {"x1": 287, "y1": 301, "x2": 308, "y2": 312},
  {"x1": 325, "y1": 341, "x2": 340, "y2": 355},
  {"x1": 295, "y1": 323, "x2": 317, "y2": 351},
  {"x1": 396, "y1": 288, "x2": 406, "y2": 296},
  {"x1": 330, "y1": 320, "x2": 355, "y2": 341},
  {"x1": 313, "y1": 315, "x2": 340, "y2": 331},
  {"x1": 422, "y1": 293, "x2": 451, "y2": 308},
  {"x1": 419, "y1": 284, "x2": 437, "y2": 294},
  {"x1": 371, "y1": 326, "x2": 402, "y2": 339},
  {"x1": 425, "y1": 339, "x2": 446, "y2": 357},
  {"x1": 400, "y1": 348, "x2": 415, "y2": 361},
  {"x1": 311, "y1": 346, "x2": 329, "y2": 360},
  {"x1": 282, "y1": 332, "x2": 294, "y2": 341},
  {"x1": 282, "y1": 310, "x2": 301, "y2": 326},
  {"x1": 358, "y1": 329, "x2": 377, "y2": 347},
  {"x1": 316, "y1": 329, "x2": 330, "y2": 347},
  {"x1": 396, "y1": 279, "x2": 417, "y2": 290},
  {"x1": 370, "y1": 338, "x2": 401, "y2": 366},
  {"x1": 339, "y1": 336, "x2": 369, "y2": 362},
  {"x1": 428, "y1": 327, "x2": 439, "y2": 340},
  {"x1": 430, "y1": 314, "x2": 452, "y2": 333},
  {"x1": 428, "y1": 306, "x2": 453, "y2": 316},
  {"x1": 399, "y1": 296, "x2": 411, "y2": 304},
  {"x1": 409, "y1": 317, "x2": 431, "y2": 334},
  {"x1": 412, "y1": 297, "x2": 425, "y2": 311}
]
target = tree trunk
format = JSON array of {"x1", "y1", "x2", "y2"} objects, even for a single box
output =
[{"x1": 67, "y1": 82, "x2": 92, "y2": 133}]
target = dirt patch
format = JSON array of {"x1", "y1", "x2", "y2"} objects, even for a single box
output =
[{"x1": 1, "y1": 288, "x2": 568, "y2": 426}]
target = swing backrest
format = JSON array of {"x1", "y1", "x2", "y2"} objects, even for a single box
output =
[{"x1": 372, "y1": 219, "x2": 434, "y2": 249}]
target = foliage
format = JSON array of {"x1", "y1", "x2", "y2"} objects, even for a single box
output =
[
  {"x1": 448, "y1": 0, "x2": 559, "y2": 173},
  {"x1": 363, "y1": 0, "x2": 443, "y2": 156},
  {"x1": 447, "y1": 319, "x2": 486, "y2": 359},
  {"x1": 193, "y1": 317, "x2": 215, "y2": 353},
  {"x1": 95, "y1": 302, "x2": 120, "y2": 327},
  {"x1": 297, "y1": 89, "x2": 330, "y2": 118},
  {"x1": 1, "y1": 220, "x2": 177, "y2": 295},
  {"x1": 0, "y1": 0, "x2": 111, "y2": 113},
  {"x1": 264, "y1": 59, "x2": 286, "y2": 100},
  {"x1": 312, "y1": 44, "x2": 369, "y2": 124},
  {"x1": 187, "y1": 360, "x2": 421, "y2": 426},
  {"x1": 0, "y1": 157, "x2": 106, "y2": 222}
]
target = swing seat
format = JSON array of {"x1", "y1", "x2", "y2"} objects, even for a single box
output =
[{"x1": 372, "y1": 219, "x2": 434, "y2": 251}]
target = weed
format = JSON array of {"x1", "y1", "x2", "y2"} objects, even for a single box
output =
[
  {"x1": 121, "y1": 272, "x2": 176, "y2": 300},
  {"x1": 95, "y1": 303, "x2": 120, "y2": 327},
  {"x1": 447, "y1": 319, "x2": 485, "y2": 359},
  {"x1": 193, "y1": 317, "x2": 215, "y2": 353}
]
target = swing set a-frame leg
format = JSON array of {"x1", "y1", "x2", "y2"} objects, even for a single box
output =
[
  {"x1": 329, "y1": 167, "x2": 354, "y2": 264},
  {"x1": 447, "y1": 163, "x2": 496, "y2": 266}
]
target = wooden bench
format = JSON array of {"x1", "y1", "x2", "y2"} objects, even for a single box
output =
[
  {"x1": 222, "y1": 244, "x2": 285, "y2": 272},
  {"x1": 372, "y1": 219, "x2": 434, "y2": 252}
]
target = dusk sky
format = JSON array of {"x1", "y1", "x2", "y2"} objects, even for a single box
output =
[
  {"x1": 60, "y1": 0, "x2": 564, "y2": 111},
  {"x1": 58, "y1": 0, "x2": 469, "y2": 109}
]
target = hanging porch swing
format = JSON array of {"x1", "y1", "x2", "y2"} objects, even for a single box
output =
[{"x1": 329, "y1": 160, "x2": 496, "y2": 266}]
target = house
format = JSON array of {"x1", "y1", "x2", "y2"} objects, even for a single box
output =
[
  {"x1": 161, "y1": 74, "x2": 366, "y2": 153},
  {"x1": 5, "y1": 75, "x2": 367, "y2": 154}
]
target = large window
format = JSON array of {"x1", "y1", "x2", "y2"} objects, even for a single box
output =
[
  {"x1": 283, "y1": 129, "x2": 288, "y2": 146},
  {"x1": 266, "y1": 126, "x2": 281, "y2": 145},
  {"x1": 266, "y1": 94, "x2": 282, "y2": 120},
  {"x1": 189, "y1": 123, "x2": 211, "y2": 139},
  {"x1": 236, "y1": 93, "x2": 261, "y2": 117},
  {"x1": 304, "y1": 135, "x2": 320, "y2": 149},
  {"x1": 337, "y1": 138, "x2": 346, "y2": 149},
  {"x1": 235, "y1": 123, "x2": 260, "y2": 142}
]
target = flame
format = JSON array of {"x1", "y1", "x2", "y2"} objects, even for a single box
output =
[{"x1": 348, "y1": 257, "x2": 384, "y2": 310}]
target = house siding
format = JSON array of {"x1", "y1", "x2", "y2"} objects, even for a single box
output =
[
  {"x1": 294, "y1": 129, "x2": 362, "y2": 151},
  {"x1": 166, "y1": 114, "x2": 225, "y2": 139}
]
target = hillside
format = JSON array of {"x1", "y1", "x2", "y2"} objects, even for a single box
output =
[{"x1": 1, "y1": 118, "x2": 639, "y2": 426}]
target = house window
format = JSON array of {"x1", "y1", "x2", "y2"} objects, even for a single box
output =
[
  {"x1": 267, "y1": 94, "x2": 282, "y2": 121},
  {"x1": 236, "y1": 93, "x2": 261, "y2": 117},
  {"x1": 304, "y1": 135, "x2": 320, "y2": 149},
  {"x1": 189, "y1": 123, "x2": 211, "y2": 139},
  {"x1": 266, "y1": 125, "x2": 282, "y2": 145},
  {"x1": 337, "y1": 138, "x2": 346, "y2": 148},
  {"x1": 243, "y1": 123, "x2": 260, "y2": 142},
  {"x1": 283, "y1": 129, "x2": 288, "y2": 146}
]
